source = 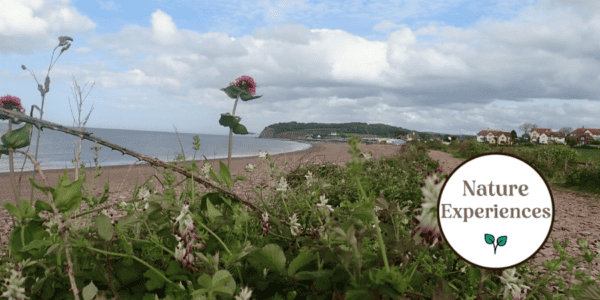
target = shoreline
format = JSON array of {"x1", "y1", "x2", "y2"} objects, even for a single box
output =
[{"x1": 0, "y1": 140, "x2": 318, "y2": 176}]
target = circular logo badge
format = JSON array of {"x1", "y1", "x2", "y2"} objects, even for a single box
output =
[{"x1": 438, "y1": 153, "x2": 555, "y2": 270}]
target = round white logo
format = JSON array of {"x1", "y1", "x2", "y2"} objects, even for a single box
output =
[{"x1": 438, "y1": 153, "x2": 555, "y2": 270}]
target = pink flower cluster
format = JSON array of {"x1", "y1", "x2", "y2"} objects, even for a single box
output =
[
  {"x1": 436, "y1": 166, "x2": 443, "y2": 173},
  {"x1": 0, "y1": 95, "x2": 25, "y2": 112},
  {"x1": 229, "y1": 75, "x2": 257, "y2": 95},
  {"x1": 261, "y1": 212, "x2": 271, "y2": 236},
  {"x1": 174, "y1": 225, "x2": 206, "y2": 272}
]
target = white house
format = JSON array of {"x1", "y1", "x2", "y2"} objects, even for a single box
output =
[
  {"x1": 476, "y1": 129, "x2": 512, "y2": 145},
  {"x1": 530, "y1": 128, "x2": 566, "y2": 144}
]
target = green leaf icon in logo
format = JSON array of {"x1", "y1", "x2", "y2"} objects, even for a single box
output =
[{"x1": 484, "y1": 234, "x2": 507, "y2": 255}]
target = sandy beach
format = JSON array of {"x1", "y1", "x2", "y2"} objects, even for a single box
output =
[{"x1": 0, "y1": 141, "x2": 405, "y2": 206}]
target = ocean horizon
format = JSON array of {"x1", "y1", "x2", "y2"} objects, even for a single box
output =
[{"x1": 0, "y1": 124, "x2": 312, "y2": 174}]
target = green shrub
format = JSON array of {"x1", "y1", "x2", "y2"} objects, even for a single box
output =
[
  {"x1": 457, "y1": 140, "x2": 491, "y2": 158},
  {"x1": 565, "y1": 164, "x2": 600, "y2": 193}
]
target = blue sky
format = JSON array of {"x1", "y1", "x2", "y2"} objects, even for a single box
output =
[{"x1": 1, "y1": 0, "x2": 599, "y2": 137}]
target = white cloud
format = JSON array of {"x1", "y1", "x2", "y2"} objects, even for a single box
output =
[
  {"x1": 151, "y1": 9, "x2": 181, "y2": 46},
  {"x1": 3, "y1": 0, "x2": 600, "y2": 135}
]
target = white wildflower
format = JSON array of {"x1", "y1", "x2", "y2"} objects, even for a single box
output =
[
  {"x1": 144, "y1": 202, "x2": 149, "y2": 211},
  {"x1": 118, "y1": 201, "x2": 129, "y2": 209},
  {"x1": 174, "y1": 242, "x2": 185, "y2": 260},
  {"x1": 276, "y1": 177, "x2": 288, "y2": 192},
  {"x1": 138, "y1": 186, "x2": 150, "y2": 200},
  {"x1": 362, "y1": 152, "x2": 372, "y2": 160},
  {"x1": 263, "y1": 268, "x2": 268, "y2": 278},
  {"x1": 259, "y1": 151, "x2": 268, "y2": 158},
  {"x1": 201, "y1": 162, "x2": 212, "y2": 178},
  {"x1": 316, "y1": 195, "x2": 334, "y2": 212},
  {"x1": 1, "y1": 269, "x2": 27, "y2": 300},
  {"x1": 175, "y1": 205, "x2": 190, "y2": 223},
  {"x1": 101, "y1": 209, "x2": 110, "y2": 217},
  {"x1": 289, "y1": 213, "x2": 301, "y2": 237},
  {"x1": 235, "y1": 286, "x2": 254, "y2": 300},
  {"x1": 305, "y1": 170, "x2": 314, "y2": 186},
  {"x1": 245, "y1": 163, "x2": 256, "y2": 172},
  {"x1": 262, "y1": 212, "x2": 269, "y2": 223}
]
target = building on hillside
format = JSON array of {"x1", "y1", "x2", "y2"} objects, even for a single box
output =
[
  {"x1": 569, "y1": 127, "x2": 600, "y2": 145},
  {"x1": 530, "y1": 128, "x2": 567, "y2": 144},
  {"x1": 330, "y1": 132, "x2": 337, "y2": 136},
  {"x1": 477, "y1": 129, "x2": 513, "y2": 145},
  {"x1": 548, "y1": 131, "x2": 566, "y2": 144}
]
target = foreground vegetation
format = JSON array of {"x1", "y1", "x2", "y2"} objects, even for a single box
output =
[{"x1": 0, "y1": 135, "x2": 598, "y2": 299}]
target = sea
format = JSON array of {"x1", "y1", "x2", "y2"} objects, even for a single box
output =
[{"x1": 0, "y1": 123, "x2": 312, "y2": 174}]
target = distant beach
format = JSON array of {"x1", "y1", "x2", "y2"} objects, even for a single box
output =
[{"x1": 0, "y1": 125, "x2": 311, "y2": 174}]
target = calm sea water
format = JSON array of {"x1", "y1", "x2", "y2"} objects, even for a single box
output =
[{"x1": 0, "y1": 124, "x2": 311, "y2": 174}]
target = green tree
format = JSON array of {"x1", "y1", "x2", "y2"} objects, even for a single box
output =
[
  {"x1": 510, "y1": 130, "x2": 518, "y2": 145},
  {"x1": 566, "y1": 136, "x2": 577, "y2": 147}
]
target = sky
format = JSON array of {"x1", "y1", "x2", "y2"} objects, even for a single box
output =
[{"x1": 1, "y1": 0, "x2": 599, "y2": 137}]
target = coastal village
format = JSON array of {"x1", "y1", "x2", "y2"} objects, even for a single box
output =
[{"x1": 272, "y1": 127, "x2": 600, "y2": 147}]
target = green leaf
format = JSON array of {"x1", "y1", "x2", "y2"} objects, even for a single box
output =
[
  {"x1": 9, "y1": 222, "x2": 50, "y2": 260},
  {"x1": 144, "y1": 269, "x2": 166, "y2": 291},
  {"x1": 34, "y1": 200, "x2": 53, "y2": 213},
  {"x1": 1, "y1": 202, "x2": 22, "y2": 219},
  {"x1": 288, "y1": 252, "x2": 316, "y2": 277},
  {"x1": 82, "y1": 281, "x2": 98, "y2": 300},
  {"x1": 232, "y1": 123, "x2": 249, "y2": 135},
  {"x1": 0, "y1": 123, "x2": 33, "y2": 152},
  {"x1": 205, "y1": 198, "x2": 223, "y2": 223},
  {"x1": 21, "y1": 239, "x2": 53, "y2": 252},
  {"x1": 578, "y1": 283, "x2": 600, "y2": 300},
  {"x1": 211, "y1": 270, "x2": 233, "y2": 289},
  {"x1": 351, "y1": 206, "x2": 374, "y2": 224},
  {"x1": 239, "y1": 89, "x2": 262, "y2": 101},
  {"x1": 209, "y1": 168, "x2": 221, "y2": 184},
  {"x1": 165, "y1": 261, "x2": 187, "y2": 276},
  {"x1": 52, "y1": 170, "x2": 85, "y2": 213},
  {"x1": 29, "y1": 177, "x2": 51, "y2": 196},
  {"x1": 221, "y1": 85, "x2": 244, "y2": 99},
  {"x1": 218, "y1": 161, "x2": 233, "y2": 188},
  {"x1": 218, "y1": 113, "x2": 241, "y2": 128},
  {"x1": 213, "y1": 277, "x2": 236, "y2": 296},
  {"x1": 95, "y1": 214, "x2": 114, "y2": 241},
  {"x1": 18, "y1": 198, "x2": 36, "y2": 219},
  {"x1": 252, "y1": 244, "x2": 286, "y2": 273},
  {"x1": 197, "y1": 274, "x2": 212, "y2": 288},
  {"x1": 116, "y1": 214, "x2": 139, "y2": 232}
]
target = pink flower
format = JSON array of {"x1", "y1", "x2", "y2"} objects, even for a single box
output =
[
  {"x1": 416, "y1": 169, "x2": 423, "y2": 173},
  {"x1": 0, "y1": 95, "x2": 25, "y2": 112},
  {"x1": 230, "y1": 75, "x2": 257, "y2": 95},
  {"x1": 436, "y1": 166, "x2": 443, "y2": 172}
]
